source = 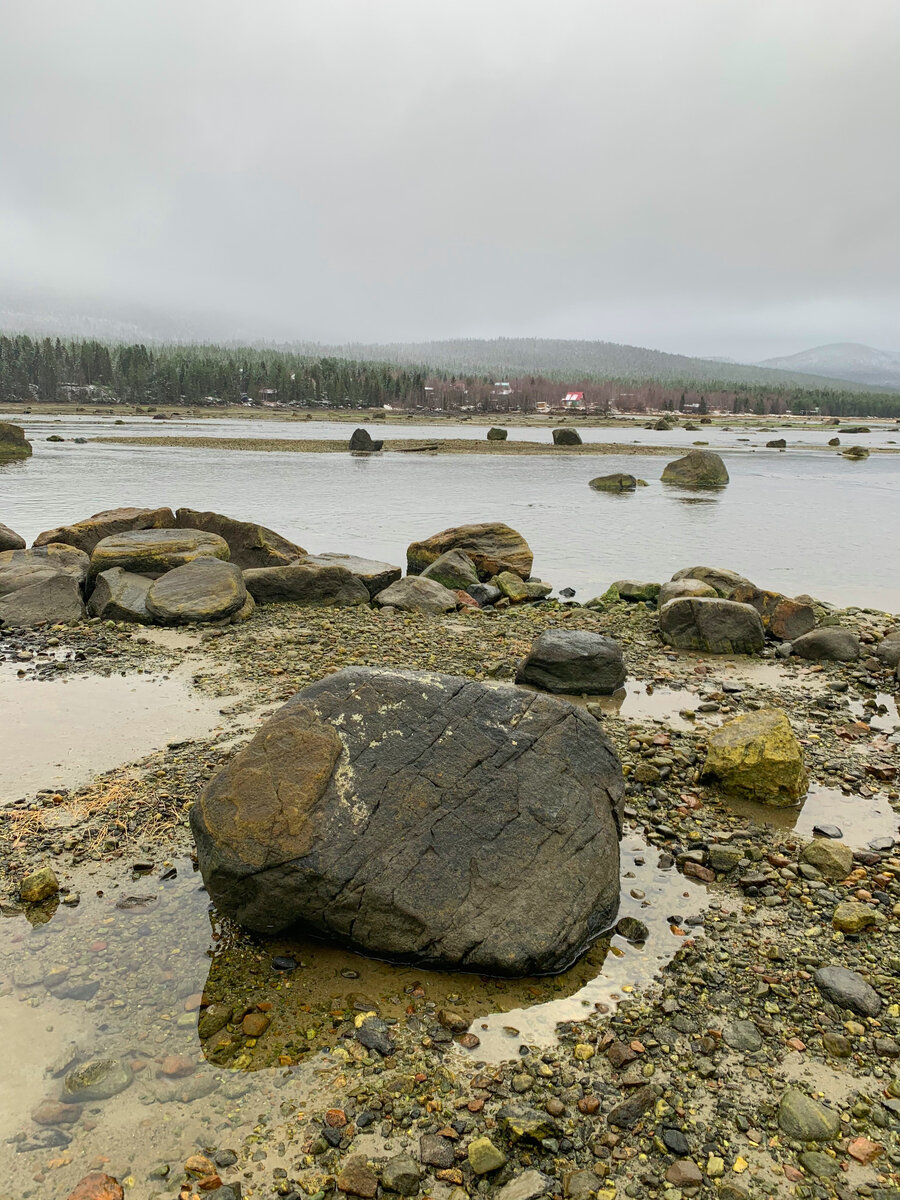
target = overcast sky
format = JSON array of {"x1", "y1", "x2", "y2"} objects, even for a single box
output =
[{"x1": 1, "y1": 0, "x2": 898, "y2": 360}]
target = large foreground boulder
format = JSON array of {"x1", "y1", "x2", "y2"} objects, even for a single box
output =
[
  {"x1": 174, "y1": 508, "x2": 305, "y2": 569},
  {"x1": 730, "y1": 584, "x2": 815, "y2": 641},
  {"x1": 791, "y1": 627, "x2": 860, "y2": 662},
  {"x1": 374, "y1": 576, "x2": 458, "y2": 613},
  {"x1": 407, "y1": 523, "x2": 533, "y2": 581},
  {"x1": 516, "y1": 630, "x2": 626, "y2": 695},
  {"x1": 191, "y1": 667, "x2": 624, "y2": 973},
  {"x1": 146, "y1": 558, "x2": 248, "y2": 624},
  {"x1": 34, "y1": 506, "x2": 176, "y2": 554},
  {"x1": 0, "y1": 421, "x2": 32, "y2": 460},
  {"x1": 703, "y1": 709, "x2": 808, "y2": 806},
  {"x1": 0, "y1": 574, "x2": 85, "y2": 626},
  {"x1": 670, "y1": 565, "x2": 750, "y2": 598},
  {"x1": 659, "y1": 597, "x2": 765, "y2": 654},
  {"x1": 303, "y1": 553, "x2": 401, "y2": 598},
  {"x1": 88, "y1": 568, "x2": 152, "y2": 623},
  {"x1": 244, "y1": 562, "x2": 369, "y2": 607},
  {"x1": 552, "y1": 427, "x2": 582, "y2": 446},
  {"x1": 661, "y1": 450, "x2": 729, "y2": 487},
  {"x1": 349, "y1": 428, "x2": 383, "y2": 452},
  {"x1": 89, "y1": 528, "x2": 230, "y2": 579},
  {"x1": 0, "y1": 522, "x2": 25, "y2": 552},
  {"x1": 0, "y1": 543, "x2": 90, "y2": 591}
]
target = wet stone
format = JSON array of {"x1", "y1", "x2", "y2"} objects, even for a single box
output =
[
  {"x1": 62, "y1": 1058, "x2": 133, "y2": 1102},
  {"x1": 813, "y1": 965, "x2": 883, "y2": 1016},
  {"x1": 723, "y1": 1020, "x2": 763, "y2": 1052},
  {"x1": 778, "y1": 1089, "x2": 841, "y2": 1141},
  {"x1": 381, "y1": 1153, "x2": 422, "y2": 1195},
  {"x1": 419, "y1": 1133, "x2": 456, "y2": 1168}
]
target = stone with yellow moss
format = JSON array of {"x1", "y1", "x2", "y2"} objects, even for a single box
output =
[{"x1": 702, "y1": 708, "x2": 807, "y2": 805}]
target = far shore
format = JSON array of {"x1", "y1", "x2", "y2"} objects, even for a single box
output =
[{"x1": 89, "y1": 433, "x2": 900, "y2": 456}]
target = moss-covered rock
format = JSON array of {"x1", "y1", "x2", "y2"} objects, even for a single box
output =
[
  {"x1": 0, "y1": 421, "x2": 32, "y2": 460},
  {"x1": 702, "y1": 709, "x2": 807, "y2": 805}
]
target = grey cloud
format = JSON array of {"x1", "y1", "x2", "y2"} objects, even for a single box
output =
[{"x1": 0, "y1": 0, "x2": 898, "y2": 359}]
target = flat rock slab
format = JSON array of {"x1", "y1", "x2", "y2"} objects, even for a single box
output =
[
  {"x1": 146, "y1": 558, "x2": 248, "y2": 624},
  {"x1": 35, "y1": 506, "x2": 176, "y2": 554},
  {"x1": 90, "y1": 528, "x2": 230, "y2": 579},
  {"x1": 175, "y1": 507, "x2": 305, "y2": 569},
  {"x1": 407, "y1": 522, "x2": 533, "y2": 581},
  {"x1": 516, "y1": 629, "x2": 626, "y2": 695},
  {"x1": 659, "y1": 596, "x2": 764, "y2": 654},
  {"x1": 191, "y1": 667, "x2": 624, "y2": 974},
  {"x1": 304, "y1": 553, "x2": 401, "y2": 598},
  {"x1": 0, "y1": 543, "x2": 90, "y2": 591},
  {"x1": 244, "y1": 562, "x2": 369, "y2": 607},
  {"x1": 87, "y1": 568, "x2": 153, "y2": 623}
]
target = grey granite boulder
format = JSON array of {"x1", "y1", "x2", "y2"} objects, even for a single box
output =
[
  {"x1": 516, "y1": 629, "x2": 626, "y2": 695},
  {"x1": 0, "y1": 522, "x2": 25, "y2": 552},
  {"x1": 659, "y1": 596, "x2": 765, "y2": 654},
  {"x1": 791, "y1": 628, "x2": 860, "y2": 662},
  {"x1": 670, "y1": 566, "x2": 749, "y2": 598},
  {"x1": 191, "y1": 667, "x2": 624, "y2": 974},
  {"x1": 87, "y1": 567, "x2": 152, "y2": 623},
  {"x1": 374, "y1": 576, "x2": 459, "y2": 613},
  {"x1": 0, "y1": 573, "x2": 85, "y2": 626},
  {"x1": 244, "y1": 562, "x2": 369, "y2": 607},
  {"x1": 304, "y1": 553, "x2": 401, "y2": 598}
]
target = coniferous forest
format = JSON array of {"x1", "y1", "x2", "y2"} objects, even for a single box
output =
[{"x1": 1, "y1": 333, "x2": 899, "y2": 418}]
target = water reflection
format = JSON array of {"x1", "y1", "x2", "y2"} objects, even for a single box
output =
[{"x1": 724, "y1": 786, "x2": 900, "y2": 849}]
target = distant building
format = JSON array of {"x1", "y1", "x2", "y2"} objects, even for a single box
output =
[
  {"x1": 562, "y1": 391, "x2": 585, "y2": 410},
  {"x1": 493, "y1": 381, "x2": 513, "y2": 396}
]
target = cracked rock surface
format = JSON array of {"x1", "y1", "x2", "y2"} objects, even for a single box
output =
[{"x1": 191, "y1": 666, "x2": 624, "y2": 973}]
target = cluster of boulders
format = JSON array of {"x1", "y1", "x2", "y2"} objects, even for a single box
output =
[
  {"x1": 588, "y1": 450, "x2": 729, "y2": 494},
  {"x1": 0, "y1": 511, "x2": 555, "y2": 629}
]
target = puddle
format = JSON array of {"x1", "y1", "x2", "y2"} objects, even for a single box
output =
[
  {"x1": 724, "y1": 786, "x2": 900, "y2": 849},
  {"x1": 589, "y1": 681, "x2": 701, "y2": 731},
  {"x1": 850, "y1": 692, "x2": 900, "y2": 734},
  {"x1": 0, "y1": 669, "x2": 233, "y2": 803},
  {"x1": 0, "y1": 833, "x2": 707, "y2": 1191}
]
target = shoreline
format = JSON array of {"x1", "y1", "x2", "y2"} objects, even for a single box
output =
[{"x1": 1, "y1": 592, "x2": 899, "y2": 1197}]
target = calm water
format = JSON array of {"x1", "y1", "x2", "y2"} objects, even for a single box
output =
[{"x1": 2, "y1": 416, "x2": 899, "y2": 609}]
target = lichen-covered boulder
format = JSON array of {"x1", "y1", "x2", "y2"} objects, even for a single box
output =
[
  {"x1": 420, "y1": 549, "x2": 480, "y2": 591},
  {"x1": 0, "y1": 421, "x2": 32, "y2": 460},
  {"x1": 34, "y1": 506, "x2": 176, "y2": 554},
  {"x1": 609, "y1": 580, "x2": 660, "y2": 602},
  {"x1": 174, "y1": 508, "x2": 305, "y2": 569},
  {"x1": 407, "y1": 523, "x2": 533, "y2": 581},
  {"x1": 730, "y1": 584, "x2": 815, "y2": 641},
  {"x1": 146, "y1": 558, "x2": 248, "y2": 624},
  {"x1": 244, "y1": 562, "x2": 369, "y2": 607},
  {"x1": 661, "y1": 450, "x2": 729, "y2": 487},
  {"x1": 374, "y1": 575, "x2": 459, "y2": 613},
  {"x1": 657, "y1": 578, "x2": 717, "y2": 607},
  {"x1": 87, "y1": 568, "x2": 152, "y2": 624},
  {"x1": 516, "y1": 630, "x2": 626, "y2": 695},
  {"x1": 191, "y1": 667, "x2": 624, "y2": 974},
  {"x1": 659, "y1": 597, "x2": 764, "y2": 654},
  {"x1": 89, "y1": 528, "x2": 229, "y2": 579},
  {"x1": 702, "y1": 709, "x2": 808, "y2": 805},
  {"x1": 0, "y1": 521, "x2": 25, "y2": 552},
  {"x1": 0, "y1": 543, "x2": 90, "y2": 590}
]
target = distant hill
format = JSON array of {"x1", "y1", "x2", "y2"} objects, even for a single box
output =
[
  {"x1": 758, "y1": 343, "x2": 900, "y2": 390},
  {"x1": 293, "y1": 337, "x2": 888, "y2": 392}
]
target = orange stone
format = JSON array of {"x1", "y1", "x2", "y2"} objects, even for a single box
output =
[
  {"x1": 848, "y1": 1137, "x2": 884, "y2": 1164},
  {"x1": 241, "y1": 1012, "x2": 270, "y2": 1038},
  {"x1": 184, "y1": 1155, "x2": 216, "y2": 1177},
  {"x1": 159, "y1": 1055, "x2": 197, "y2": 1078},
  {"x1": 325, "y1": 1108, "x2": 348, "y2": 1128},
  {"x1": 66, "y1": 1174, "x2": 124, "y2": 1200}
]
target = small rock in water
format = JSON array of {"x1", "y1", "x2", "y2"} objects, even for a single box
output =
[
  {"x1": 19, "y1": 865, "x2": 59, "y2": 903},
  {"x1": 66, "y1": 1174, "x2": 124, "y2": 1200},
  {"x1": 616, "y1": 915, "x2": 649, "y2": 942},
  {"x1": 355, "y1": 1014, "x2": 395, "y2": 1056},
  {"x1": 812, "y1": 824, "x2": 843, "y2": 839}
]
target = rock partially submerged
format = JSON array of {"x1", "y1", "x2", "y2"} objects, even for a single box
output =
[
  {"x1": 89, "y1": 528, "x2": 230, "y2": 579},
  {"x1": 487, "y1": 427, "x2": 508, "y2": 441},
  {"x1": 703, "y1": 709, "x2": 808, "y2": 805},
  {"x1": 661, "y1": 449, "x2": 729, "y2": 487},
  {"x1": 659, "y1": 596, "x2": 764, "y2": 654},
  {"x1": 516, "y1": 629, "x2": 626, "y2": 695},
  {"x1": 34, "y1": 506, "x2": 176, "y2": 554},
  {"x1": 407, "y1": 523, "x2": 533, "y2": 581},
  {"x1": 552, "y1": 427, "x2": 582, "y2": 446},
  {"x1": 191, "y1": 667, "x2": 624, "y2": 973},
  {"x1": 0, "y1": 420, "x2": 32, "y2": 460},
  {"x1": 589, "y1": 473, "x2": 636, "y2": 492},
  {"x1": 349, "y1": 428, "x2": 383, "y2": 452}
]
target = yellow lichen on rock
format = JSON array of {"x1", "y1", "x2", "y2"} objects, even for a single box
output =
[{"x1": 702, "y1": 708, "x2": 808, "y2": 806}]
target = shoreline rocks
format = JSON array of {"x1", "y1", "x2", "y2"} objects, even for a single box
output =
[
  {"x1": 702, "y1": 709, "x2": 808, "y2": 805},
  {"x1": 349, "y1": 428, "x2": 383, "y2": 452},
  {"x1": 589, "y1": 472, "x2": 636, "y2": 492},
  {"x1": 516, "y1": 629, "x2": 627, "y2": 695},
  {"x1": 174, "y1": 507, "x2": 305, "y2": 569},
  {"x1": 0, "y1": 420, "x2": 32, "y2": 460},
  {"x1": 0, "y1": 521, "x2": 26, "y2": 551},
  {"x1": 35, "y1": 506, "x2": 176, "y2": 554},
  {"x1": 89, "y1": 528, "x2": 230, "y2": 579},
  {"x1": 191, "y1": 667, "x2": 624, "y2": 973},
  {"x1": 661, "y1": 449, "x2": 729, "y2": 487},
  {"x1": 244, "y1": 562, "x2": 369, "y2": 607},
  {"x1": 659, "y1": 596, "x2": 765, "y2": 654},
  {"x1": 407, "y1": 523, "x2": 533, "y2": 581},
  {"x1": 146, "y1": 558, "x2": 249, "y2": 624},
  {"x1": 374, "y1": 575, "x2": 459, "y2": 613},
  {"x1": 552, "y1": 428, "x2": 582, "y2": 446}
]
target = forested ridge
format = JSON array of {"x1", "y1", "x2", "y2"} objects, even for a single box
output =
[{"x1": 2, "y1": 334, "x2": 900, "y2": 418}]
